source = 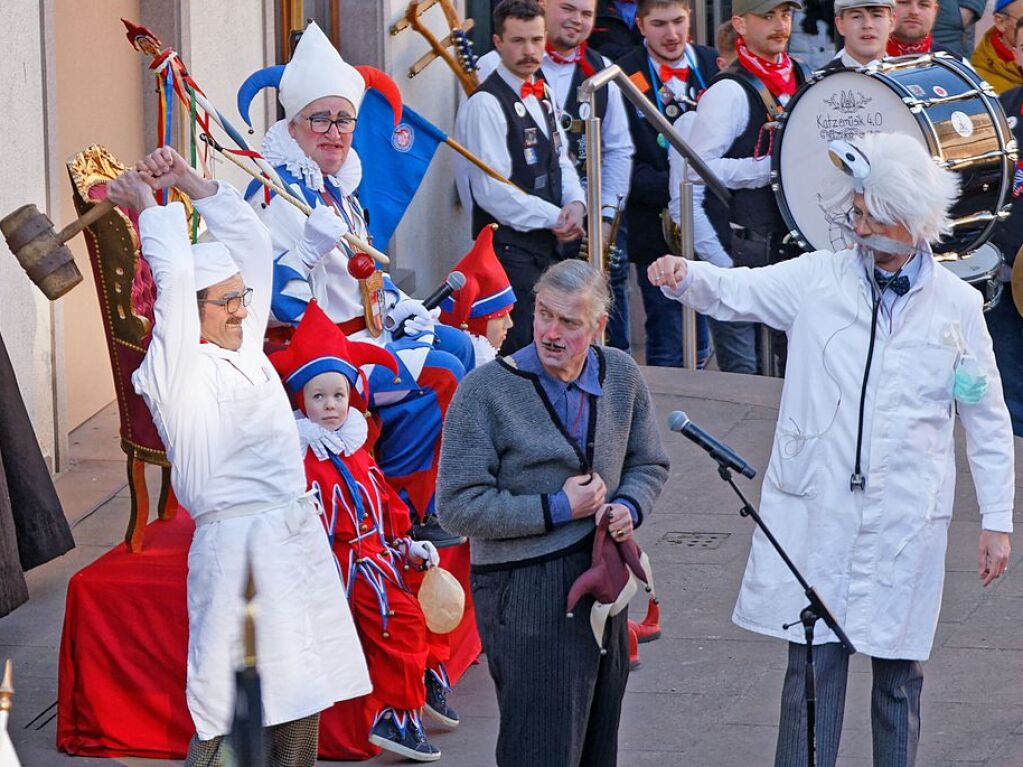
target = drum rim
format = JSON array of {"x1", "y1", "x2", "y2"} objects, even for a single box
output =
[{"x1": 771, "y1": 53, "x2": 1013, "y2": 257}]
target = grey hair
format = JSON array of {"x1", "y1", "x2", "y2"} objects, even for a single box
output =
[
  {"x1": 820, "y1": 132, "x2": 960, "y2": 245},
  {"x1": 534, "y1": 259, "x2": 612, "y2": 323}
]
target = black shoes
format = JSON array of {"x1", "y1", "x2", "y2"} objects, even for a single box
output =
[
  {"x1": 369, "y1": 709, "x2": 441, "y2": 762},
  {"x1": 411, "y1": 515, "x2": 466, "y2": 549}
]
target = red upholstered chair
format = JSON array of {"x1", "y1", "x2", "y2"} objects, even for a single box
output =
[{"x1": 67, "y1": 146, "x2": 188, "y2": 552}]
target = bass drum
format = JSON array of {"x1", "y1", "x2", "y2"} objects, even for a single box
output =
[
  {"x1": 940, "y1": 242, "x2": 1004, "y2": 311},
  {"x1": 772, "y1": 53, "x2": 1015, "y2": 257}
]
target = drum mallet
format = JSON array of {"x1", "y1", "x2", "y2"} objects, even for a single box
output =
[{"x1": 0, "y1": 199, "x2": 113, "y2": 301}]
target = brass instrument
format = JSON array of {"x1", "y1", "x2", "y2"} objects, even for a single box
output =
[
  {"x1": 660, "y1": 208, "x2": 681, "y2": 256},
  {"x1": 578, "y1": 196, "x2": 625, "y2": 272}
]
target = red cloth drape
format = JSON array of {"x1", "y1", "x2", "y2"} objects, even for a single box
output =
[{"x1": 56, "y1": 512, "x2": 480, "y2": 760}]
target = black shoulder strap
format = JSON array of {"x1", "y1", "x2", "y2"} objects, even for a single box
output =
[{"x1": 723, "y1": 59, "x2": 812, "y2": 120}]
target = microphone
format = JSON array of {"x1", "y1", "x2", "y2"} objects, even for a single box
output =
[
  {"x1": 667, "y1": 410, "x2": 757, "y2": 479},
  {"x1": 391, "y1": 271, "x2": 466, "y2": 340}
]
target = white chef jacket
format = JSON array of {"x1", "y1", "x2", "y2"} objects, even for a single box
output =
[
  {"x1": 475, "y1": 48, "x2": 634, "y2": 212},
  {"x1": 663, "y1": 248, "x2": 1014, "y2": 660},
  {"x1": 454, "y1": 62, "x2": 586, "y2": 232},
  {"x1": 132, "y1": 182, "x2": 370, "y2": 739}
]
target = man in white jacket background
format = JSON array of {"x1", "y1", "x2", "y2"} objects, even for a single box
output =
[
  {"x1": 648, "y1": 132, "x2": 1013, "y2": 767},
  {"x1": 109, "y1": 147, "x2": 371, "y2": 767}
]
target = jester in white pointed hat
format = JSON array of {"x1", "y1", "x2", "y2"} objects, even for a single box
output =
[{"x1": 236, "y1": 22, "x2": 424, "y2": 338}]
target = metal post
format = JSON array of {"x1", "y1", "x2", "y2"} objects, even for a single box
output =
[
  {"x1": 584, "y1": 110, "x2": 603, "y2": 273},
  {"x1": 680, "y1": 160, "x2": 698, "y2": 370}
]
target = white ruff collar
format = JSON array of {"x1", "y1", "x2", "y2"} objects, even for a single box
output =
[
  {"x1": 261, "y1": 119, "x2": 362, "y2": 194},
  {"x1": 335, "y1": 407, "x2": 369, "y2": 456},
  {"x1": 470, "y1": 333, "x2": 498, "y2": 366}
]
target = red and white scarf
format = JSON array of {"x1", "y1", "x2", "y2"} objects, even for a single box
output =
[
  {"x1": 545, "y1": 40, "x2": 596, "y2": 77},
  {"x1": 735, "y1": 36, "x2": 796, "y2": 100},
  {"x1": 886, "y1": 34, "x2": 932, "y2": 57}
]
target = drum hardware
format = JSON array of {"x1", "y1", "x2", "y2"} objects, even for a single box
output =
[
  {"x1": 904, "y1": 89, "x2": 981, "y2": 109},
  {"x1": 951, "y1": 211, "x2": 1000, "y2": 228},
  {"x1": 940, "y1": 150, "x2": 1012, "y2": 171},
  {"x1": 942, "y1": 242, "x2": 1004, "y2": 311}
]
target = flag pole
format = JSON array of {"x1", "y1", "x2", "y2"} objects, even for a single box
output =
[{"x1": 443, "y1": 137, "x2": 524, "y2": 192}]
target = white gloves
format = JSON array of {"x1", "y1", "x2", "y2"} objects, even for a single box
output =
[
  {"x1": 295, "y1": 417, "x2": 344, "y2": 461},
  {"x1": 386, "y1": 299, "x2": 439, "y2": 337},
  {"x1": 295, "y1": 205, "x2": 349, "y2": 270},
  {"x1": 407, "y1": 539, "x2": 440, "y2": 568}
]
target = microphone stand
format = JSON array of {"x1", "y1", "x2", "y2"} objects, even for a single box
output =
[{"x1": 716, "y1": 464, "x2": 856, "y2": 767}]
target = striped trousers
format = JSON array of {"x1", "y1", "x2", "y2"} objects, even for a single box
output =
[
  {"x1": 471, "y1": 547, "x2": 630, "y2": 767},
  {"x1": 774, "y1": 642, "x2": 924, "y2": 767}
]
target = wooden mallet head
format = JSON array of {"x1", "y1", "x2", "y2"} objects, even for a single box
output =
[{"x1": 0, "y1": 199, "x2": 113, "y2": 301}]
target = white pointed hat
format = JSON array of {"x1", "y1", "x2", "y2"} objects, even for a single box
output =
[
  {"x1": 192, "y1": 242, "x2": 239, "y2": 291},
  {"x1": 278, "y1": 22, "x2": 366, "y2": 119}
]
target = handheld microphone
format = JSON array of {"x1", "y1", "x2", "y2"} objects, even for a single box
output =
[
  {"x1": 392, "y1": 271, "x2": 466, "y2": 340},
  {"x1": 667, "y1": 410, "x2": 757, "y2": 479}
]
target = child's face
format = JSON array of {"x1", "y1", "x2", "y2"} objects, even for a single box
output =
[{"x1": 303, "y1": 371, "x2": 350, "y2": 430}]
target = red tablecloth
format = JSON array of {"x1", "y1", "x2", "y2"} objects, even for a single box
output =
[{"x1": 56, "y1": 512, "x2": 480, "y2": 760}]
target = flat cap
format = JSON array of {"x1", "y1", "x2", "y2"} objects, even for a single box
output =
[
  {"x1": 834, "y1": 0, "x2": 896, "y2": 12},
  {"x1": 732, "y1": 0, "x2": 804, "y2": 15}
]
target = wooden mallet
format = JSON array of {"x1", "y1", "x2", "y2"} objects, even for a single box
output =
[{"x1": 0, "y1": 201, "x2": 108, "y2": 300}]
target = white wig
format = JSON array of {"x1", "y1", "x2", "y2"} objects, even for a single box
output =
[{"x1": 820, "y1": 132, "x2": 960, "y2": 245}]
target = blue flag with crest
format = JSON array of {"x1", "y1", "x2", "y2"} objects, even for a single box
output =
[{"x1": 352, "y1": 89, "x2": 447, "y2": 246}]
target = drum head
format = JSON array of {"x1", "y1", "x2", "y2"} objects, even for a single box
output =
[
  {"x1": 775, "y1": 70, "x2": 927, "y2": 253},
  {"x1": 940, "y1": 242, "x2": 1002, "y2": 281}
]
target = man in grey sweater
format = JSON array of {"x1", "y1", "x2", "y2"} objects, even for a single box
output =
[{"x1": 437, "y1": 260, "x2": 669, "y2": 767}]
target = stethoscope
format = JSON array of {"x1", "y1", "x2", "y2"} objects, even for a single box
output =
[{"x1": 849, "y1": 256, "x2": 910, "y2": 492}]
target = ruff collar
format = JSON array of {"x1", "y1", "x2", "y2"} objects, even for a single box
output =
[{"x1": 261, "y1": 119, "x2": 362, "y2": 194}]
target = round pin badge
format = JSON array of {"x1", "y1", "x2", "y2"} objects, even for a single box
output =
[
  {"x1": 515, "y1": 102, "x2": 527, "y2": 117},
  {"x1": 950, "y1": 110, "x2": 974, "y2": 138},
  {"x1": 579, "y1": 102, "x2": 591, "y2": 120},
  {"x1": 665, "y1": 104, "x2": 680, "y2": 118},
  {"x1": 932, "y1": 85, "x2": 948, "y2": 98}
]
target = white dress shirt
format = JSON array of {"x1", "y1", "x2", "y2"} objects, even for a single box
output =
[
  {"x1": 476, "y1": 48, "x2": 634, "y2": 212},
  {"x1": 455, "y1": 61, "x2": 586, "y2": 232}
]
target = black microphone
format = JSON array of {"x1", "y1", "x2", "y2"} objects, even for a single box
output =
[
  {"x1": 391, "y1": 271, "x2": 466, "y2": 340},
  {"x1": 668, "y1": 410, "x2": 757, "y2": 479}
]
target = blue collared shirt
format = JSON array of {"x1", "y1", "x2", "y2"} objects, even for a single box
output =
[
  {"x1": 613, "y1": 0, "x2": 638, "y2": 29},
  {"x1": 872, "y1": 248, "x2": 923, "y2": 331},
  {"x1": 512, "y1": 343, "x2": 639, "y2": 526}
]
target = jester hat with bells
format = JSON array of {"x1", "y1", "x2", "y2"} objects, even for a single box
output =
[
  {"x1": 269, "y1": 300, "x2": 398, "y2": 420},
  {"x1": 236, "y1": 21, "x2": 404, "y2": 130},
  {"x1": 438, "y1": 225, "x2": 516, "y2": 337},
  {"x1": 565, "y1": 511, "x2": 656, "y2": 652}
]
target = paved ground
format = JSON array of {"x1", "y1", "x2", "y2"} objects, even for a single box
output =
[{"x1": 3, "y1": 368, "x2": 1023, "y2": 766}]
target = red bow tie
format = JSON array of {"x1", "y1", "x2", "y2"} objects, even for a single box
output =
[
  {"x1": 520, "y1": 79, "x2": 546, "y2": 99},
  {"x1": 659, "y1": 64, "x2": 689, "y2": 83}
]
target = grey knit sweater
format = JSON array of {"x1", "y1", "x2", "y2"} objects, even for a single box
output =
[{"x1": 437, "y1": 346, "x2": 670, "y2": 569}]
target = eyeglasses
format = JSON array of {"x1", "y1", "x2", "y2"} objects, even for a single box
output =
[
  {"x1": 305, "y1": 115, "x2": 357, "y2": 135},
  {"x1": 198, "y1": 287, "x2": 253, "y2": 314},
  {"x1": 844, "y1": 206, "x2": 887, "y2": 233}
]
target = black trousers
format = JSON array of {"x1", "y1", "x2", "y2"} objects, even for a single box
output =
[
  {"x1": 471, "y1": 548, "x2": 630, "y2": 767},
  {"x1": 495, "y1": 242, "x2": 555, "y2": 355},
  {"x1": 774, "y1": 642, "x2": 924, "y2": 767}
]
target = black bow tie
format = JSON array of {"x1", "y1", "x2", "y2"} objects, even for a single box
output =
[{"x1": 874, "y1": 271, "x2": 910, "y2": 296}]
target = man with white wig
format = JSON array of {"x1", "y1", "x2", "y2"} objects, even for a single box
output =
[
  {"x1": 649, "y1": 132, "x2": 1014, "y2": 766},
  {"x1": 110, "y1": 147, "x2": 371, "y2": 767}
]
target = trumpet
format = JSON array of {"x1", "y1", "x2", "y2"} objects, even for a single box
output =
[{"x1": 660, "y1": 207, "x2": 682, "y2": 256}]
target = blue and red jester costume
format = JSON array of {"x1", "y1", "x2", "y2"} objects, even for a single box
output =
[{"x1": 269, "y1": 301, "x2": 447, "y2": 762}]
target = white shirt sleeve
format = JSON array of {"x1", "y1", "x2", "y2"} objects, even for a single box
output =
[
  {"x1": 668, "y1": 113, "x2": 733, "y2": 268},
  {"x1": 455, "y1": 91, "x2": 566, "y2": 232},
  {"x1": 686, "y1": 79, "x2": 772, "y2": 189},
  {"x1": 192, "y1": 181, "x2": 274, "y2": 349},
  {"x1": 598, "y1": 78, "x2": 634, "y2": 211}
]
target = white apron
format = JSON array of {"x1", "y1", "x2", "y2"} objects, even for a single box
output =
[{"x1": 185, "y1": 369, "x2": 371, "y2": 740}]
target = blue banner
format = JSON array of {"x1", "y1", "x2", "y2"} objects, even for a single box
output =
[{"x1": 353, "y1": 89, "x2": 447, "y2": 246}]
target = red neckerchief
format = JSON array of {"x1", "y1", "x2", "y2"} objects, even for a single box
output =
[
  {"x1": 659, "y1": 62, "x2": 690, "y2": 83},
  {"x1": 520, "y1": 78, "x2": 546, "y2": 99},
  {"x1": 886, "y1": 34, "x2": 932, "y2": 56},
  {"x1": 992, "y1": 29, "x2": 1017, "y2": 62},
  {"x1": 545, "y1": 41, "x2": 596, "y2": 77},
  {"x1": 735, "y1": 37, "x2": 796, "y2": 99}
]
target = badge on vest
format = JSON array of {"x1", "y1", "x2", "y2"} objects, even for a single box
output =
[
  {"x1": 534, "y1": 173, "x2": 548, "y2": 191},
  {"x1": 524, "y1": 127, "x2": 539, "y2": 147},
  {"x1": 515, "y1": 102, "x2": 527, "y2": 118},
  {"x1": 665, "y1": 104, "x2": 680, "y2": 118},
  {"x1": 524, "y1": 146, "x2": 539, "y2": 165}
]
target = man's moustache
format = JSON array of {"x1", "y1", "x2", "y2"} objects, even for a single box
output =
[{"x1": 541, "y1": 341, "x2": 567, "y2": 351}]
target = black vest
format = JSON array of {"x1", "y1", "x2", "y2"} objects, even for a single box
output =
[
  {"x1": 538, "y1": 47, "x2": 609, "y2": 181},
  {"x1": 717, "y1": 61, "x2": 808, "y2": 238},
  {"x1": 471, "y1": 71, "x2": 563, "y2": 256},
  {"x1": 616, "y1": 44, "x2": 721, "y2": 264},
  {"x1": 992, "y1": 85, "x2": 1023, "y2": 264}
]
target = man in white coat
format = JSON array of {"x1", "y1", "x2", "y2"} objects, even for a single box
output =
[
  {"x1": 110, "y1": 147, "x2": 371, "y2": 767},
  {"x1": 648, "y1": 132, "x2": 1013, "y2": 767}
]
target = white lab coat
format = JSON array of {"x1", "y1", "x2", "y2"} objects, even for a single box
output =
[
  {"x1": 132, "y1": 183, "x2": 370, "y2": 740},
  {"x1": 666, "y1": 248, "x2": 1014, "y2": 660}
]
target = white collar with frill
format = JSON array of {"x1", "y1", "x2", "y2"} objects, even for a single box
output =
[{"x1": 260, "y1": 119, "x2": 362, "y2": 194}]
